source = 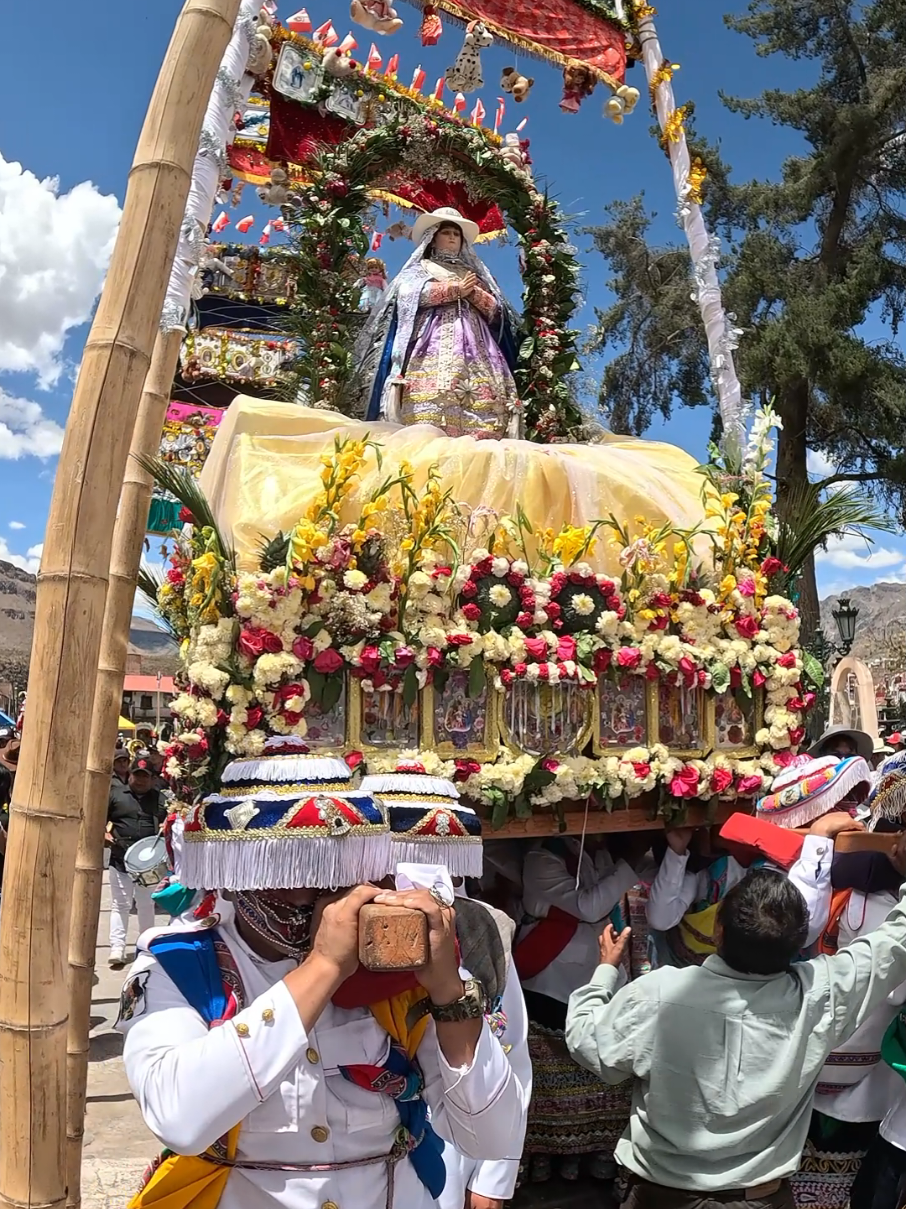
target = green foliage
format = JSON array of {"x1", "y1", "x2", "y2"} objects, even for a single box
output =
[
  {"x1": 136, "y1": 455, "x2": 236, "y2": 574},
  {"x1": 773, "y1": 478, "x2": 896, "y2": 584},
  {"x1": 584, "y1": 1, "x2": 906, "y2": 542}
]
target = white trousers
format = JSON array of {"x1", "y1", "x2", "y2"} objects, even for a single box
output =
[{"x1": 108, "y1": 865, "x2": 155, "y2": 952}]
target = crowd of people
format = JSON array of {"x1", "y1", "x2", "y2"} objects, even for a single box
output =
[{"x1": 104, "y1": 723, "x2": 906, "y2": 1209}]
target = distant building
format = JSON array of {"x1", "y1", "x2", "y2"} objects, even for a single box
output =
[{"x1": 121, "y1": 673, "x2": 175, "y2": 731}]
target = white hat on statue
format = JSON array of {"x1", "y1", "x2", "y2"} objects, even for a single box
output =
[{"x1": 411, "y1": 206, "x2": 480, "y2": 247}]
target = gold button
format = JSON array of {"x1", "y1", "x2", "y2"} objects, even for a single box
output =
[
  {"x1": 306, "y1": 1047, "x2": 319, "y2": 1064},
  {"x1": 262, "y1": 1007, "x2": 274, "y2": 1023},
  {"x1": 311, "y1": 1125, "x2": 330, "y2": 1143},
  {"x1": 235, "y1": 1022, "x2": 250, "y2": 1037}
]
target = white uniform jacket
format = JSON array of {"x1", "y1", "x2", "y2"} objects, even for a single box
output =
[{"x1": 117, "y1": 914, "x2": 527, "y2": 1209}]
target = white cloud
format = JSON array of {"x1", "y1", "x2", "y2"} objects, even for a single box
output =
[
  {"x1": 0, "y1": 538, "x2": 42, "y2": 574},
  {"x1": 7, "y1": 522, "x2": 24, "y2": 530},
  {"x1": 807, "y1": 449, "x2": 836, "y2": 479},
  {"x1": 815, "y1": 532, "x2": 904, "y2": 571},
  {"x1": 0, "y1": 389, "x2": 64, "y2": 458},
  {"x1": 0, "y1": 155, "x2": 120, "y2": 386}
]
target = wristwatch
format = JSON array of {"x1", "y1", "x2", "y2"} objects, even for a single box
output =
[{"x1": 424, "y1": 977, "x2": 487, "y2": 1024}]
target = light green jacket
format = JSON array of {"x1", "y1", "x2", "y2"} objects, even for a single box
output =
[{"x1": 566, "y1": 886, "x2": 906, "y2": 1191}]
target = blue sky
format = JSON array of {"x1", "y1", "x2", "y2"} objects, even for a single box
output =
[{"x1": 0, "y1": 0, "x2": 900, "y2": 599}]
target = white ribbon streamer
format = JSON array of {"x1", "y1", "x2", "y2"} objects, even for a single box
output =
[
  {"x1": 160, "y1": 0, "x2": 260, "y2": 332},
  {"x1": 636, "y1": 13, "x2": 747, "y2": 461}
]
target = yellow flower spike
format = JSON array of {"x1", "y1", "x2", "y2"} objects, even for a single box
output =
[{"x1": 401, "y1": 537, "x2": 415, "y2": 552}]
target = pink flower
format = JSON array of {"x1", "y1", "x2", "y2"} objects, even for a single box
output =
[
  {"x1": 238, "y1": 627, "x2": 282, "y2": 660},
  {"x1": 448, "y1": 634, "x2": 474, "y2": 647},
  {"x1": 669, "y1": 765, "x2": 701, "y2": 799},
  {"x1": 753, "y1": 669, "x2": 767, "y2": 687},
  {"x1": 616, "y1": 646, "x2": 642, "y2": 670},
  {"x1": 545, "y1": 602, "x2": 562, "y2": 621},
  {"x1": 426, "y1": 647, "x2": 444, "y2": 668},
  {"x1": 459, "y1": 580, "x2": 478, "y2": 599},
  {"x1": 360, "y1": 645, "x2": 381, "y2": 674},
  {"x1": 516, "y1": 611, "x2": 533, "y2": 629},
  {"x1": 789, "y1": 726, "x2": 805, "y2": 746},
  {"x1": 737, "y1": 575, "x2": 756, "y2": 598},
  {"x1": 345, "y1": 750, "x2": 364, "y2": 770},
  {"x1": 313, "y1": 649, "x2": 344, "y2": 674},
  {"x1": 542, "y1": 758, "x2": 560, "y2": 773},
  {"x1": 735, "y1": 773, "x2": 763, "y2": 795},
  {"x1": 394, "y1": 646, "x2": 415, "y2": 668},
  {"x1": 777, "y1": 651, "x2": 797, "y2": 668},
  {"x1": 513, "y1": 661, "x2": 528, "y2": 676},
  {"x1": 679, "y1": 655, "x2": 697, "y2": 678},
  {"x1": 525, "y1": 637, "x2": 549, "y2": 661},
  {"x1": 461, "y1": 603, "x2": 482, "y2": 622},
  {"x1": 557, "y1": 635, "x2": 577, "y2": 662},
  {"x1": 651, "y1": 592, "x2": 672, "y2": 608},
  {"x1": 735, "y1": 615, "x2": 760, "y2": 640},
  {"x1": 710, "y1": 767, "x2": 733, "y2": 795},
  {"x1": 292, "y1": 636, "x2": 314, "y2": 661},
  {"x1": 631, "y1": 761, "x2": 651, "y2": 780}
]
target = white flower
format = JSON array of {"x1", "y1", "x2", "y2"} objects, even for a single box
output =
[
  {"x1": 406, "y1": 570, "x2": 432, "y2": 598},
  {"x1": 313, "y1": 628, "x2": 332, "y2": 653},
  {"x1": 343, "y1": 569, "x2": 368, "y2": 591},
  {"x1": 366, "y1": 582, "x2": 393, "y2": 611},
  {"x1": 471, "y1": 548, "x2": 490, "y2": 563},
  {"x1": 489, "y1": 584, "x2": 512, "y2": 608},
  {"x1": 491, "y1": 557, "x2": 510, "y2": 578},
  {"x1": 512, "y1": 560, "x2": 529, "y2": 577},
  {"x1": 572, "y1": 593, "x2": 595, "y2": 617}
]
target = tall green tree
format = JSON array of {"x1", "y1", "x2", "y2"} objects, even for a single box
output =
[{"x1": 585, "y1": 0, "x2": 906, "y2": 630}]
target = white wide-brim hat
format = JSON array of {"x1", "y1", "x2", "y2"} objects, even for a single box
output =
[{"x1": 411, "y1": 206, "x2": 480, "y2": 247}]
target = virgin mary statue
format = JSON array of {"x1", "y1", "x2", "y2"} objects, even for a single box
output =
[{"x1": 351, "y1": 207, "x2": 520, "y2": 438}]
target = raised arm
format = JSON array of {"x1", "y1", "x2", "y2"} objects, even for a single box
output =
[
  {"x1": 646, "y1": 830, "x2": 707, "y2": 932},
  {"x1": 523, "y1": 847, "x2": 638, "y2": 924}
]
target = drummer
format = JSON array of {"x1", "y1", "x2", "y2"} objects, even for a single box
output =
[{"x1": 105, "y1": 754, "x2": 166, "y2": 969}]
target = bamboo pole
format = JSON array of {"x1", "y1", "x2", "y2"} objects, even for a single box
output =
[
  {"x1": 0, "y1": 5, "x2": 239, "y2": 1208},
  {"x1": 65, "y1": 329, "x2": 182, "y2": 1209}
]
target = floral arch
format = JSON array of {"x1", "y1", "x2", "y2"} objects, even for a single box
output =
[{"x1": 283, "y1": 113, "x2": 585, "y2": 439}]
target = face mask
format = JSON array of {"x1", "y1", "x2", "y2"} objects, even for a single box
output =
[{"x1": 234, "y1": 890, "x2": 315, "y2": 960}]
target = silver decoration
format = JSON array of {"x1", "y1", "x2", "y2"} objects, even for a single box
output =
[
  {"x1": 198, "y1": 126, "x2": 228, "y2": 177},
  {"x1": 160, "y1": 299, "x2": 188, "y2": 334},
  {"x1": 216, "y1": 67, "x2": 244, "y2": 112}
]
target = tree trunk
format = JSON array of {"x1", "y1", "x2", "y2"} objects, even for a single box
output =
[
  {"x1": 775, "y1": 380, "x2": 820, "y2": 636},
  {"x1": 65, "y1": 329, "x2": 183, "y2": 1209},
  {"x1": 0, "y1": 6, "x2": 238, "y2": 1209}
]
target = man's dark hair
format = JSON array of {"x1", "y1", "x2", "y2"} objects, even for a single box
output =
[{"x1": 717, "y1": 868, "x2": 809, "y2": 975}]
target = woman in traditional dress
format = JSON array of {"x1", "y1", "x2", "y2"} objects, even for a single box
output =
[{"x1": 352, "y1": 207, "x2": 520, "y2": 439}]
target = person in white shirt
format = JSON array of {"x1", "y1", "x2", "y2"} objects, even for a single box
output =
[
  {"x1": 118, "y1": 745, "x2": 527, "y2": 1209},
  {"x1": 513, "y1": 833, "x2": 651, "y2": 1185}
]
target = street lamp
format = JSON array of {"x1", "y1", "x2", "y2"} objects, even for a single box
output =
[{"x1": 831, "y1": 596, "x2": 860, "y2": 656}]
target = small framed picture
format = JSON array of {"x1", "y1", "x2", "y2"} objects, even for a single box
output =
[
  {"x1": 273, "y1": 43, "x2": 324, "y2": 103},
  {"x1": 325, "y1": 82, "x2": 367, "y2": 125},
  {"x1": 713, "y1": 688, "x2": 763, "y2": 757},
  {"x1": 593, "y1": 675, "x2": 653, "y2": 754},
  {"x1": 422, "y1": 668, "x2": 500, "y2": 761},
  {"x1": 499, "y1": 680, "x2": 594, "y2": 758},
  {"x1": 656, "y1": 682, "x2": 713, "y2": 757},
  {"x1": 349, "y1": 679, "x2": 419, "y2": 753}
]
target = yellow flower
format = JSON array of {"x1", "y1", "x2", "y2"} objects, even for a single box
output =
[
  {"x1": 720, "y1": 492, "x2": 739, "y2": 508},
  {"x1": 719, "y1": 574, "x2": 737, "y2": 597},
  {"x1": 352, "y1": 529, "x2": 367, "y2": 545},
  {"x1": 401, "y1": 537, "x2": 415, "y2": 552}
]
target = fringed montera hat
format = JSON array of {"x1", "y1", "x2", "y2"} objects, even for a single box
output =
[
  {"x1": 868, "y1": 751, "x2": 906, "y2": 826},
  {"x1": 182, "y1": 737, "x2": 390, "y2": 891},
  {"x1": 756, "y1": 755, "x2": 872, "y2": 829},
  {"x1": 360, "y1": 759, "x2": 483, "y2": 878}
]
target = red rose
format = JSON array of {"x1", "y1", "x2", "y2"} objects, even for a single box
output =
[
  {"x1": 537, "y1": 663, "x2": 550, "y2": 680},
  {"x1": 427, "y1": 647, "x2": 444, "y2": 668},
  {"x1": 789, "y1": 726, "x2": 805, "y2": 746},
  {"x1": 542, "y1": 757, "x2": 560, "y2": 773},
  {"x1": 616, "y1": 646, "x2": 642, "y2": 670},
  {"x1": 360, "y1": 645, "x2": 381, "y2": 674},
  {"x1": 237, "y1": 628, "x2": 267, "y2": 661},
  {"x1": 394, "y1": 646, "x2": 415, "y2": 668},
  {"x1": 500, "y1": 668, "x2": 514, "y2": 686},
  {"x1": 513, "y1": 661, "x2": 528, "y2": 676},
  {"x1": 777, "y1": 651, "x2": 797, "y2": 668},
  {"x1": 245, "y1": 706, "x2": 263, "y2": 730},
  {"x1": 710, "y1": 767, "x2": 733, "y2": 795},
  {"x1": 774, "y1": 751, "x2": 797, "y2": 768},
  {"x1": 761, "y1": 556, "x2": 784, "y2": 577},
  {"x1": 730, "y1": 666, "x2": 742, "y2": 689},
  {"x1": 545, "y1": 602, "x2": 562, "y2": 621},
  {"x1": 313, "y1": 649, "x2": 344, "y2": 674},
  {"x1": 753, "y1": 669, "x2": 767, "y2": 687},
  {"x1": 453, "y1": 758, "x2": 482, "y2": 782},
  {"x1": 735, "y1": 616, "x2": 760, "y2": 640},
  {"x1": 178, "y1": 507, "x2": 194, "y2": 523},
  {"x1": 649, "y1": 615, "x2": 669, "y2": 631},
  {"x1": 432, "y1": 566, "x2": 452, "y2": 579},
  {"x1": 669, "y1": 765, "x2": 701, "y2": 799},
  {"x1": 461, "y1": 603, "x2": 482, "y2": 622},
  {"x1": 736, "y1": 773, "x2": 763, "y2": 795},
  {"x1": 283, "y1": 711, "x2": 302, "y2": 727},
  {"x1": 448, "y1": 634, "x2": 474, "y2": 647},
  {"x1": 166, "y1": 567, "x2": 185, "y2": 585},
  {"x1": 557, "y1": 635, "x2": 577, "y2": 662},
  {"x1": 525, "y1": 637, "x2": 548, "y2": 661},
  {"x1": 679, "y1": 655, "x2": 697, "y2": 678},
  {"x1": 651, "y1": 592, "x2": 672, "y2": 609},
  {"x1": 645, "y1": 662, "x2": 660, "y2": 680},
  {"x1": 803, "y1": 691, "x2": 816, "y2": 710},
  {"x1": 593, "y1": 648, "x2": 612, "y2": 673},
  {"x1": 345, "y1": 750, "x2": 364, "y2": 770},
  {"x1": 460, "y1": 580, "x2": 478, "y2": 599},
  {"x1": 216, "y1": 709, "x2": 229, "y2": 728},
  {"x1": 292, "y1": 636, "x2": 314, "y2": 661},
  {"x1": 516, "y1": 611, "x2": 533, "y2": 629},
  {"x1": 632, "y1": 761, "x2": 651, "y2": 780}
]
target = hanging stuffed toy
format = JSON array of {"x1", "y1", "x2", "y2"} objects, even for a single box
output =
[
  {"x1": 604, "y1": 83, "x2": 642, "y2": 124},
  {"x1": 322, "y1": 46, "x2": 358, "y2": 76},
  {"x1": 445, "y1": 20, "x2": 493, "y2": 94},
  {"x1": 500, "y1": 66, "x2": 534, "y2": 103},
  {"x1": 420, "y1": 3, "x2": 443, "y2": 45},
  {"x1": 560, "y1": 61, "x2": 597, "y2": 114},
  {"x1": 246, "y1": 7, "x2": 276, "y2": 75},
  {"x1": 350, "y1": 0, "x2": 403, "y2": 35},
  {"x1": 356, "y1": 257, "x2": 388, "y2": 311},
  {"x1": 385, "y1": 220, "x2": 412, "y2": 240}
]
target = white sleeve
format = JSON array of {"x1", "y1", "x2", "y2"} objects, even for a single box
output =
[
  {"x1": 523, "y1": 849, "x2": 638, "y2": 923},
  {"x1": 466, "y1": 969, "x2": 533, "y2": 1200},
  {"x1": 418, "y1": 1014, "x2": 528, "y2": 1162},
  {"x1": 118, "y1": 954, "x2": 309, "y2": 1155},
  {"x1": 787, "y1": 835, "x2": 834, "y2": 947},
  {"x1": 645, "y1": 848, "x2": 705, "y2": 932}
]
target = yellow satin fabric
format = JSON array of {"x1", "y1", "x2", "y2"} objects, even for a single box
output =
[
  {"x1": 370, "y1": 988, "x2": 431, "y2": 1059},
  {"x1": 200, "y1": 400, "x2": 714, "y2": 572},
  {"x1": 678, "y1": 901, "x2": 721, "y2": 957},
  {"x1": 127, "y1": 1127, "x2": 239, "y2": 1209}
]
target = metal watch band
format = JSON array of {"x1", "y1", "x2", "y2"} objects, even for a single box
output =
[{"x1": 426, "y1": 977, "x2": 486, "y2": 1023}]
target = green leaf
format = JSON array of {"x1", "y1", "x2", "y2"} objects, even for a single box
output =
[
  {"x1": 518, "y1": 337, "x2": 536, "y2": 361},
  {"x1": 305, "y1": 620, "x2": 324, "y2": 638},
  {"x1": 739, "y1": 670, "x2": 752, "y2": 698},
  {"x1": 468, "y1": 658, "x2": 486, "y2": 699},
  {"x1": 402, "y1": 663, "x2": 419, "y2": 708},
  {"x1": 432, "y1": 668, "x2": 449, "y2": 696},
  {"x1": 307, "y1": 669, "x2": 326, "y2": 707},
  {"x1": 801, "y1": 650, "x2": 825, "y2": 689},
  {"x1": 709, "y1": 662, "x2": 731, "y2": 694},
  {"x1": 490, "y1": 796, "x2": 509, "y2": 830},
  {"x1": 322, "y1": 674, "x2": 343, "y2": 713},
  {"x1": 513, "y1": 793, "x2": 532, "y2": 819}
]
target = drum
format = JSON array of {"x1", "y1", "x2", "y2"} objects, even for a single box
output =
[{"x1": 124, "y1": 834, "x2": 169, "y2": 888}]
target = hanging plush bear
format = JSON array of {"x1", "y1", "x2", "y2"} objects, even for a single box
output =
[
  {"x1": 322, "y1": 46, "x2": 358, "y2": 77},
  {"x1": 604, "y1": 83, "x2": 642, "y2": 124},
  {"x1": 500, "y1": 66, "x2": 534, "y2": 103},
  {"x1": 349, "y1": 0, "x2": 403, "y2": 35},
  {"x1": 246, "y1": 7, "x2": 275, "y2": 75},
  {"x1": 445, "y1": 20, "x2": 493, "y2": 94},
  {"x1": 560, "y1": 61, "x2": 597, "y2": 114},
  {"x1": 257, "y1": 167, "x2": 296, "y2": 206}
]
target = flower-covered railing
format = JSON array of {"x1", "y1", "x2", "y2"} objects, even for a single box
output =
[{"x1": 150, "y1": 405, "x2": 812, "y2": 829}]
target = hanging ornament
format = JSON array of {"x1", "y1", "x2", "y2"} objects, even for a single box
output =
[
  {"x1": 260, "y1": 222, "x2": 272, "y2": 246},
  {"x1": 420, "y1": 3, "x2": 443, "y2": 46},
  {"x1": 371, "y1": 231, "x2": 383, "y2": 251},
  {"x1": 236, "y1": 215, "x2": 255, "y2": 233},
  {"x1": 286, "y1": 8, "x2": 312, "y2": 31},
  {"x1": 445, "y1": 20, "x2": 492, "y2": 94},
  {"x1": 350, "y1": 0, "x2": 403, "y2": 36}
]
